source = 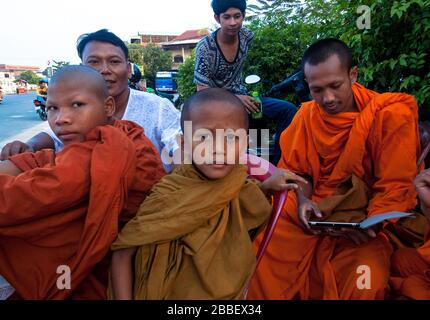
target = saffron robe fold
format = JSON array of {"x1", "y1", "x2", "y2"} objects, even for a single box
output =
[
  {"x1": 110, "y1": 164, "x2": 272, "y2": 300},
  {"x1": 0, "y1": 120, "x2": 165, "y2": 299},
  {"x1": 390, "y1": 231, "x2": 430, "y2": 299},
  {"x1": 248, "y1": 83, "x2": 420, "y2": 300}
]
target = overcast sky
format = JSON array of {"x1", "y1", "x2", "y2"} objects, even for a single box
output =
[{"x1": 1, "y1": 0, "x2": 258, "y2": 69}]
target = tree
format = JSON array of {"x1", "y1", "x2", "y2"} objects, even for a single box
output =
[
  {"x1": 339, "y1": 0, "x2": 430, "y2": 120},
  {"x1": 141, "y1": 44, "x2": 173, "y2": 88},
  {"x1": 52, "y1": 60, "x2": 70, "y2": 73},
  {"x1": 247, "y1": 0, "x2": 304, "y2": 17},
  {"x1": 128, "y1": 44, "x2": 145, "y2": 67},
  {"x1": 18, "y1": 71, "x2": 40, "y2": 84},
  {"x1": 143, "y1": 44, "x2": 173, "y2": 88},
  {"x1": 42, "y1": 60, "x2": 71, "y2": 77},
  {"x1": 177, "y1": 51, "x2": 197, "y2": 102},
  {"x1": 244, "y1": 0, "x2": 349, "y2": 93}
]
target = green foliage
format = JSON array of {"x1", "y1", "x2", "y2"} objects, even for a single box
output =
[
  {"x1": 134, "y1": 44, "x2": 173, "y2": 88},
  {"x1": 248, "y1": 0, "x2": 303, "y2": 16},
  {"x1": 52, "y1": 60, "x2": 70, "y2": 72},
  {"x1": 128, "y1": 44, "x2": 145, "y2": 67},
  {"x1": 244, "y1": 16, "x2": 306, "y2": 93},
  {"x1": 42, "y1": 61, "x2": 70, "y2": 78},
  {"x1": 244, "y1": 0, "x2": 349, "y2": 92},
  {"x1": 177, "y1": 50, "x2": 197, "y2": 102},
  {"x1": 340, "y1": 0, "x2": 430, "y2": 119},
  {"x1": 18, "y1": 71, "x2": 40, "y2": 84}
]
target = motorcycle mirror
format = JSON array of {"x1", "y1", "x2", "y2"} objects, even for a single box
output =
[{"x1": 245, "y1": 75, "x2": 261, "y2": 85}]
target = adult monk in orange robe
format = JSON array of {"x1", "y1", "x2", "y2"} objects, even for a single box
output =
[
  {"x1": 248, "y1": 38, "x2": 420, "y2": 300},
  {"x1": 390, "y1": 169, "x2": 430, "y2": 299},
  {"x1": 0, "y1": 65, "x2": 164, "y2": 299}
]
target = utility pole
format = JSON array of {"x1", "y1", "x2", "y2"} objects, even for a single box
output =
[{"x1": 47, "y1": 60, "x2": 53, "y2": 78}]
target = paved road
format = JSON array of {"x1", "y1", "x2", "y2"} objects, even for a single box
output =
[{"x1": 0, "y1": 93, "x2": 48, "y2": 143}]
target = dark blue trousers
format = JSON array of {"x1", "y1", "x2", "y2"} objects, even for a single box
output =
[{"x1": 261, "y1": 97, "x2": 297, "y2": 164}]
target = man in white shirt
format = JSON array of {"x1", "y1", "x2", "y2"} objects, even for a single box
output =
[{"x1": 0, "y1": 29, "x2": 180, "y2": 172}]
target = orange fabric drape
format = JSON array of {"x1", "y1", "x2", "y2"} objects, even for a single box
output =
[
  {"x1": 390, "y1": 231, "x2": 430, "y2": 299},
  {"x1": 248, "y1": 83, "x2": 420, "y2": 300},
  {"x1": 0, "y1": 120, "x2": 164, "y2": 299}
]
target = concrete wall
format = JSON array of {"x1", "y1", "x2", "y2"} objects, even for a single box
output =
[
  {"x1": 0, "y1": 72, "x2": 17, "y2": 94},
  {"x1": 164, "y1": 46, "x2": 195, "y2": 70}
]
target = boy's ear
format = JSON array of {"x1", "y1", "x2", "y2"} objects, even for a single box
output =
[
  {"x1": 214, "y1": 14, "x2": 220, "y2": 24},
  {"x1": 349, "y1": 66, "x2": 358, "y2": 84},
  {"x1": 105, "y1": 96, "x2": 116, "y2": 118},
  {"x1": 127, "y1": 62, "x2": 132, "y2": 79}
]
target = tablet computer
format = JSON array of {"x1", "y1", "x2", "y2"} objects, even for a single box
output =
[
  {"x1": 308, "y1": 220, "x2": 361, "y2": 229},
  {"x1": 308, "y1": 211, "x2": 414, "y2": 230}
]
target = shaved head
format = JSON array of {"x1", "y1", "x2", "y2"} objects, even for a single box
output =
[
  {"x1": 181, "y1": 88, "x2": 248, "y2": 131},
  {"x1": 49, "y1": 65, "x2": 109, "y2": 98},
  {"x1": 181, "y1": 88, "x2": 249, "y2": 180},
  {"x1": 46, "y1": 64, "x2": 116, "y2": 146},
  {"x1": 302, "y1": 38, "x2": 354, "y2": 73}
]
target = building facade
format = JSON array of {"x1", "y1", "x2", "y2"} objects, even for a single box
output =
[
  {"x1": 161, "y1": 29, "x2": 209, "y2": 69},
  {"x1": 130, "y1": 29, "x2": 209, "y2": 70},
  {"x1": 0, "y1": 64, "x2": 40, "y2": 94},
  {"x1": 130, "y1": 32, "x2": 179, "y2": 47}
]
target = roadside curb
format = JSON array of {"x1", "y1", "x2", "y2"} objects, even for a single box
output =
[{"x1": 0, "y1": 121, "x2": 49, "y2": 149}]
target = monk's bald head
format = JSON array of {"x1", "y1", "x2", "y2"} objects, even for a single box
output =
[
  {"x1": 181, "y1": 88, "x2": 248, "y2": 132},
  {"x1": 46, "y1": 64, "x2": 116, "y2": 146},
  {"x1": 302, "y1": 38, "x2": 354, "y2": 73},
  {"x1": 49, "y1": 64, "x2": 109, "y2": 98}
]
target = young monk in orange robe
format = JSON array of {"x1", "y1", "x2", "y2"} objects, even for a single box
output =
[
  {"x1": 0, "y1": 65, "x2": 165, "y2": 299},
  {"x1": 390, "y1": 169, "x2": 430, "y2": 299},
  {"x1": 248, "y1": 38, "x2": 421, "y2": 300}
]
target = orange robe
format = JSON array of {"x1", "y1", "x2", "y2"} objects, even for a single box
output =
[
  {"x1": 390, "y1": 231, "x2": 430, "y2": 299},
  {"x1": 248, "y1": 83, "x2": 420, "y2": 300},
  {"x1": 0, "y1": 120, "x2": 165, "y2": 299}
]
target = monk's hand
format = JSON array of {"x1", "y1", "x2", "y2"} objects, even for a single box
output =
[
  {"x1": 414, "y1": 169, "x2": 430, "y2": 219},
  {"x1": 0, "y1": 141, "x2": 33, "y2": 161},
  {"x1": 236, "y1": 95, "x2": 260, "y2": 113},
  {"x1": 297, "y1": 195, "x2": 323, "y2": 235},
  {"x1": 324, "y1": 227, "x2": 378, "y2": 245},
  {"x1": 260, "y1": 168, "x2": 308, "y2": 195}
]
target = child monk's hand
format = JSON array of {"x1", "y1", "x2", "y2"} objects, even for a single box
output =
[{"x1": 260, "y1": 168, "x2": 308, "y2": 195}]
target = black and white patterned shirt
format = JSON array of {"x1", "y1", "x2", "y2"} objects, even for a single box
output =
[{"x1": 194, "y1": 28, "x2": 254, "y2": 95}]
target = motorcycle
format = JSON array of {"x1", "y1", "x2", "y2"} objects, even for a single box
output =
[
  {"x1": 266, "y1": 70, "x2": 312, "y2": 104},
  {"x1": 145, "y1": 87, "x2": 181, "y2": 109},
  {"x1": 129, "y1": 63, "x2": 145, "y2": 91},
  {"x1": 155, "y1": 90, "x2": 181, "y2": 109},
  {"x1": 33, "y1": 96, "x2": 47, "y2": 121},
  {"x1": 244, "y1": 70, "x2": 311, "y2": 162}
]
